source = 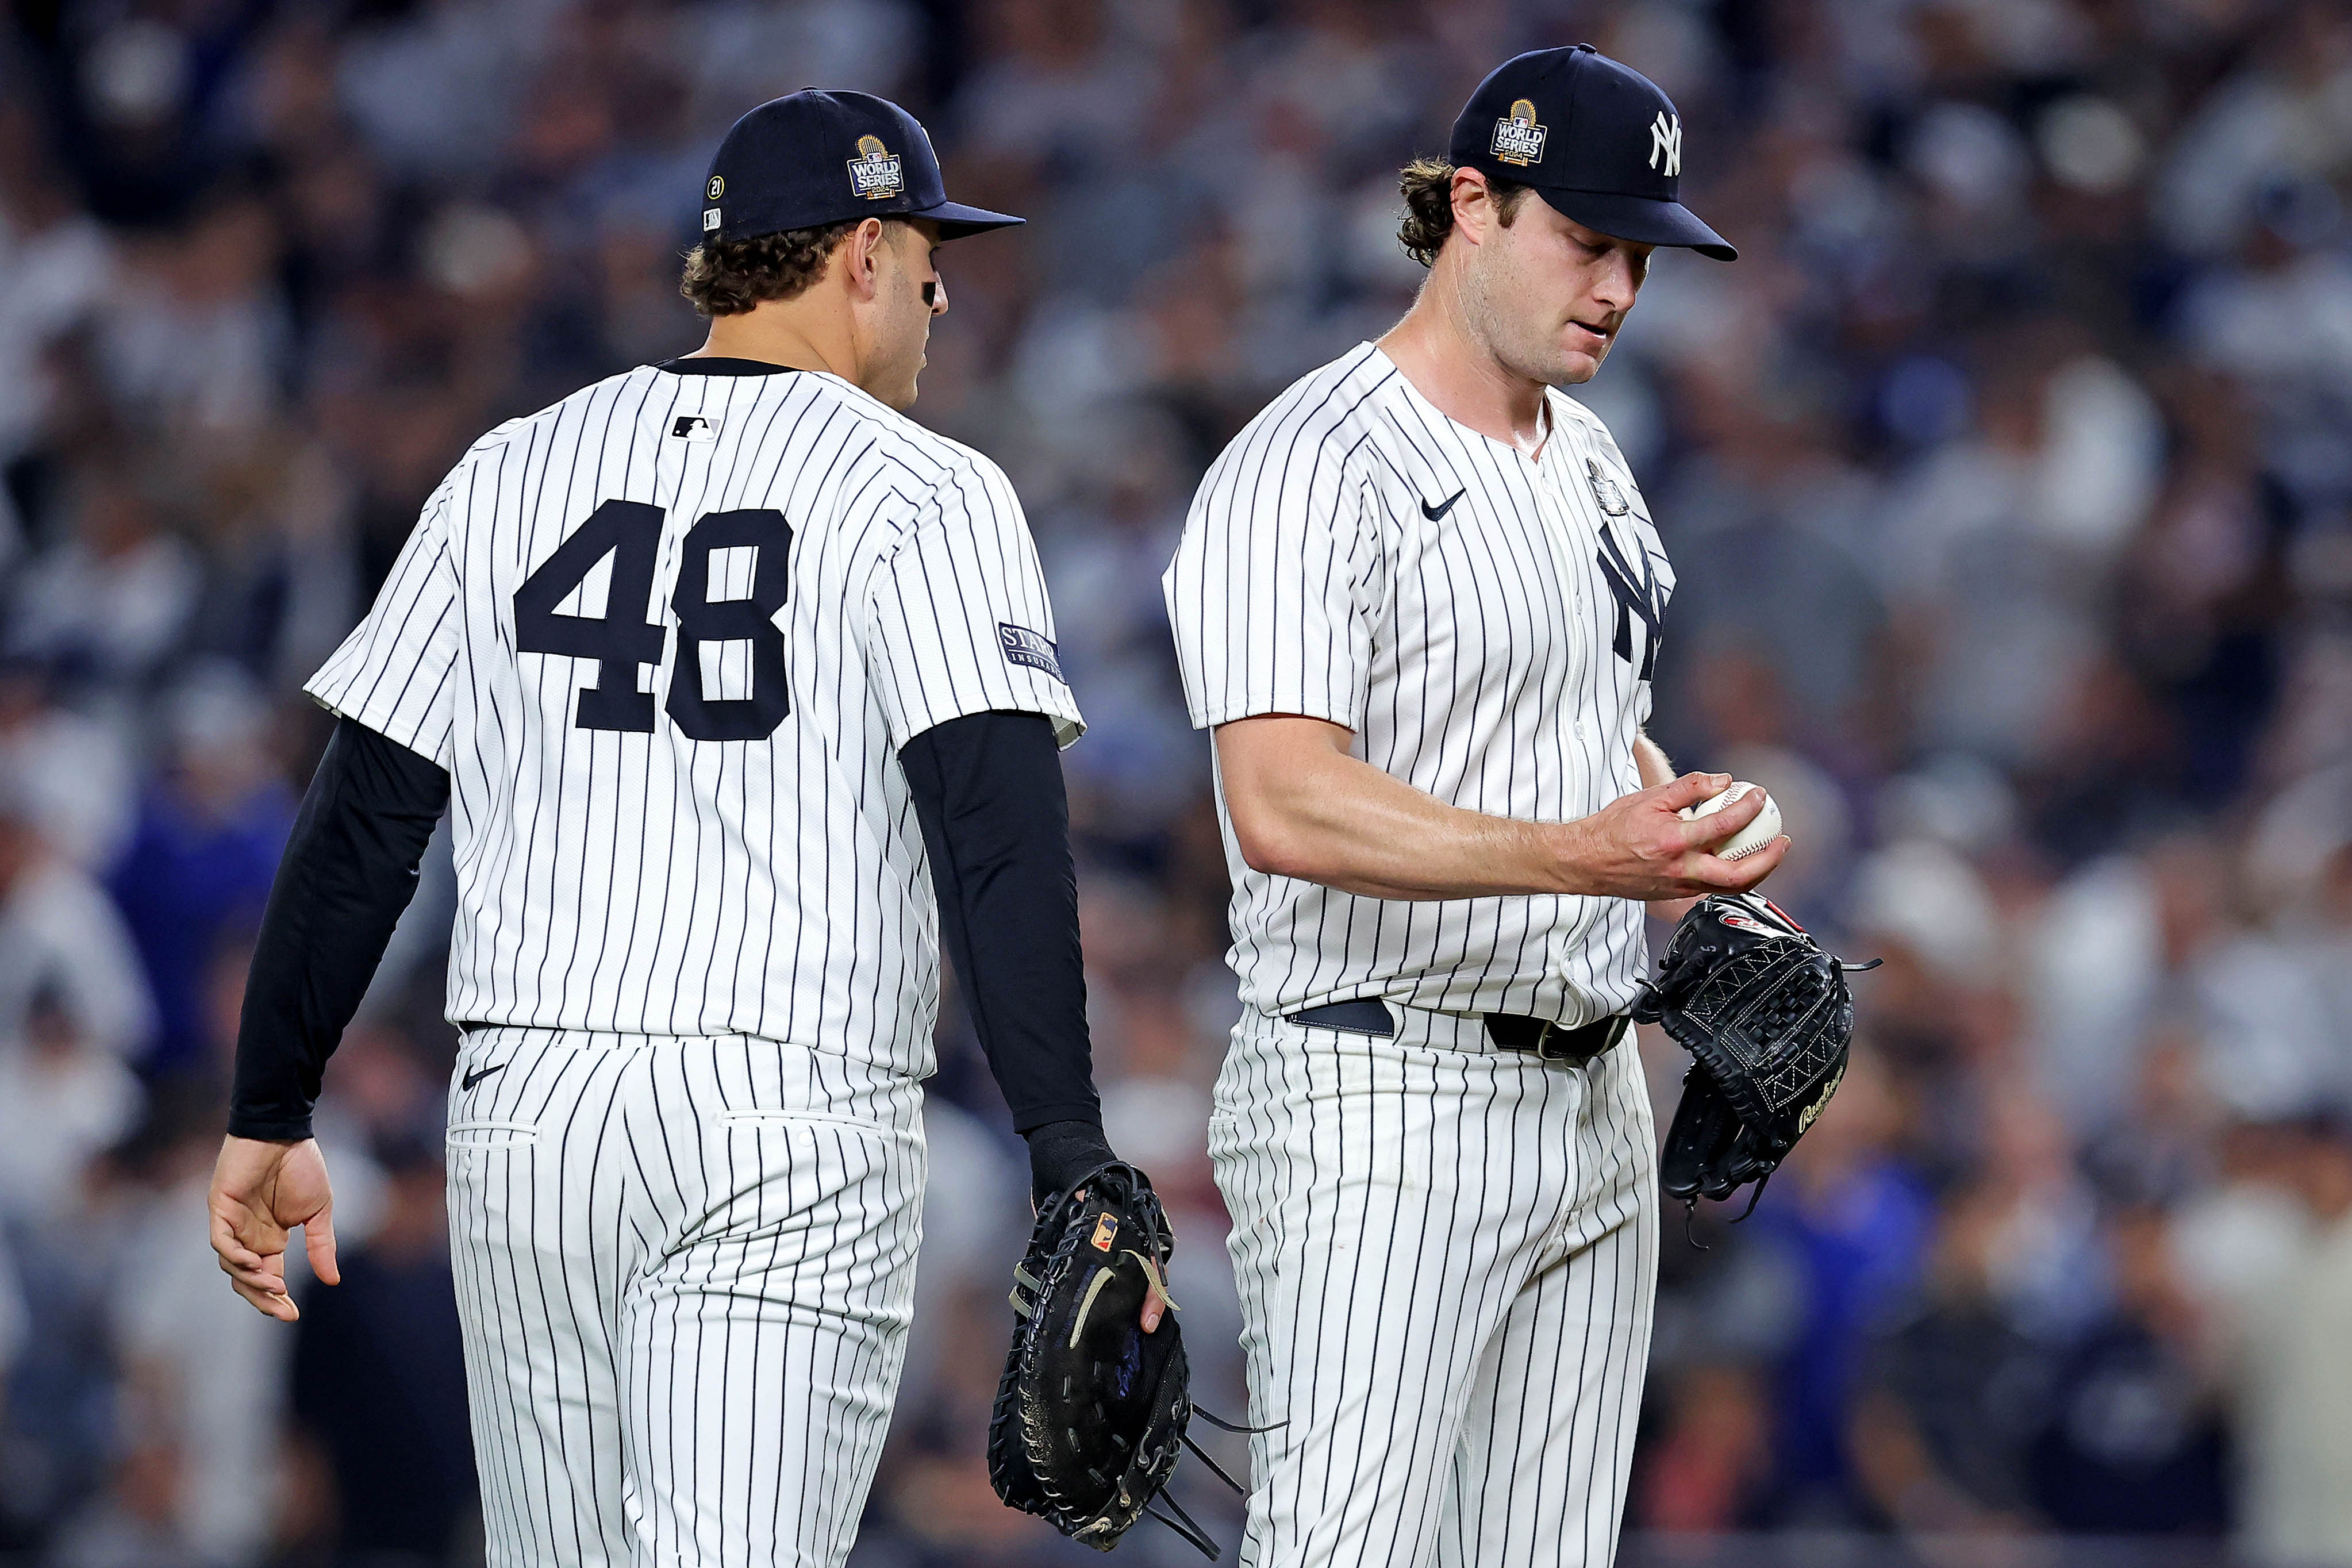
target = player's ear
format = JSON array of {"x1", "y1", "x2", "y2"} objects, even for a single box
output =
[
  {"x1": 843, "y1": 217, "x2": 888, "y2": 301},
  {"x1": 1450, "y1": 168, "x2": 1494, "y2": 244}
]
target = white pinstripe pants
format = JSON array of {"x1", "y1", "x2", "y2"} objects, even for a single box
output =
[
  {"x1": 1209, "y1": 1009, "x2": 1659, "y2": 1568},
  {"x1": 443, "y1": 1027, "x2": 925, "y2": 1568}
]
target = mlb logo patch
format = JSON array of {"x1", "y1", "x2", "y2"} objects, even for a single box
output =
[
  {"x1": 1090, "y1": 1215, "x2": 1119, "y2": 1252},
  {"x1": 671, "y1": 415, "x2": 720, "y2": 441},
  {"x1": 998, "y1": 624, "x2": 1065, "y2": 681}
]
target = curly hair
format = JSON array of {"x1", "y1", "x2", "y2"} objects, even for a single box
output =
[
  {"x1": 678, "y1": 220, "x2": 866, "y2": 316},
  {"x1": 1397, "y1": 157, "x2": 1532, "y2": 267}
]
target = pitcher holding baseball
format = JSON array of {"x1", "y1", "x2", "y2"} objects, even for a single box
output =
[{"x1": 1161, "y1": 45, "x2": 1806, "y2": 1568}]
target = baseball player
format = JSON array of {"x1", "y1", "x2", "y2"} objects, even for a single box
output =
[
  {"x1": 207, "y1": 91, "x2": 1159, "y2": 1567},
  {"x1": 1164, "y1": 48, "x2": 1782, "y2": 1567}
]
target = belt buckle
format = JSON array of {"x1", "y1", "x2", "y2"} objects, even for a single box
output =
[{"x1": 1534, "y1": 1019, "x2": 1568, "y2": 1061}]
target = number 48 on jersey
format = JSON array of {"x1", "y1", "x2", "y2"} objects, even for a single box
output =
[{"x1": 513, "y1": 499, "x2": 795, "y2": 742}]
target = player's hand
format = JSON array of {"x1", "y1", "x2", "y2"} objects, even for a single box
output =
[
  {"x1": 1023, "y1": 1123, "x2": 1168, "y2": 1333},
  {"x1": 208, "y1": 1134, "x2": 340, "y2": 1322},
  {"x1": 1135, "y1": 1262, "x2": 1168, "y2": 1332},
  {"x1": 1062, "y1": 1178, "x2": 1168, "y2": 1335},
  {"x1": 1559, "y1": 771, "x2": 1788, "y2": 901}
]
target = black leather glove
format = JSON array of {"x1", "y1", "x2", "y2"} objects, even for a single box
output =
[{"x1": 1635, "y1": 893, "x2": 1876, "y2": 1216}]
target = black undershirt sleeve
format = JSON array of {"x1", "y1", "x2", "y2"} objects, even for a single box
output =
[
  {"x1": 228, "y1": 717, "x2": 451, "y2": 1142},
  {"x1": 900, "y1": 710, "x2": 1102, "y2": 1140}
]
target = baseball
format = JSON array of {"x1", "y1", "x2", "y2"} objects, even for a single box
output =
[{"x1": 1681, "y1": 782, "x2": 1782, "y2": 860}]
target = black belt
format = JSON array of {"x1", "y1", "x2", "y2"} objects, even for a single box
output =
[{"x1": 1284, "y1": 1000, "x2": 1628, "y2": 1063}]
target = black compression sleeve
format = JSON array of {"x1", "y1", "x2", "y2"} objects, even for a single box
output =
[
  {"x1": 900, "y1": 711, "x2": 1100, "y2": 1134},
  {"x1": 228, "y1": 717, "x2": 451, "y2": 1141}
]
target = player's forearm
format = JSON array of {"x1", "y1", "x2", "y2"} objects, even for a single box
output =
[
  {"x1": 229, "y1": 718, "x2": 449, "y2": 1142},
  {"x1": 1216, "y1": 715, "x2": 1590, "y2": 900},
  {"x1": 1218, "y1": 716, "x2": 1774, "y2": 902},
  {"x1": 900, "y1": 710, "x2": 1101, "y2": 1135}
]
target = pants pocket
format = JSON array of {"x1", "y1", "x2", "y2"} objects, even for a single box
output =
[
  {"x1": 444, "y1": 1121, "x2": 540, "y2": 1151},
  {"x1": 718, "y1": 1108, "x2": 919, "y2": 1146}
]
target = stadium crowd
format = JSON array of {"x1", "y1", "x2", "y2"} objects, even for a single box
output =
[{"x1": 1, "y1": 0, "x2": 2350, "y2": 1563}]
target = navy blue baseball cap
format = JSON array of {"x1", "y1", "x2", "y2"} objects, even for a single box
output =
[
  {"x1": 700, "y1": 90, "x2": 1023, "y2": 245},
  {"x1": 1450, "y1": 47, "x2": 1735, "y2": 261}
]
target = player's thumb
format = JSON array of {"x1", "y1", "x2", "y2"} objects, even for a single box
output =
[
  {"x1": 305, "y1": 1203, "x2": 341, "y2": 1288},
  {"x1": 1653, "y1": 772, "x2": 1731, "y2": 813}
]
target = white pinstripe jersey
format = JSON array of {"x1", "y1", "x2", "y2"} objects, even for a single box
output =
[
  {"x1": 1165, "y1": 342, "x2": 1672, "y2": 1024},
  {"x1": 309, "y1": 359, "x2": 1082, "y2": 1075}
]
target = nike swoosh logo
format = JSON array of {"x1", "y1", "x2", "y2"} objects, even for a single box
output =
[
  {"x1": 462, "y1": 1063, "x2": 507, "y2": 1091},
  {"x1": 1421, "y1": 489, "x2": 1466, "y2": 522}
]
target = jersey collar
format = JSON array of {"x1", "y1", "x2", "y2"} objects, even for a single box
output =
[{"x1": 655, "y1": 356, "x2": 805, "y2": 376}]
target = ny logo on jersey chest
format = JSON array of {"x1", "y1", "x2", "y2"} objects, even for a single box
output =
[{"x1": 1594, "y1": 523, "x2": 1667, "y2": 681}]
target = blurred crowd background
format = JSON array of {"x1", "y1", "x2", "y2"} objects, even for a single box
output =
[{"x1": 1, "y1": 0, "x2": 2350, "y2": 1563}]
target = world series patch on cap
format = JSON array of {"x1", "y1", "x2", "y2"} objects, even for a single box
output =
[
  {"x1": 1448, "y1": 45, "x2": 1735, "y2": 262},
  {"x1": 700, "y1": 89, "x2": 1023, "y2": 246}
]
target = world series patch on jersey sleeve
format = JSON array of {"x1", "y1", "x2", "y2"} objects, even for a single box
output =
[{"x1": 306, "y1": 361, "x2": 1081, "y2": 1074}]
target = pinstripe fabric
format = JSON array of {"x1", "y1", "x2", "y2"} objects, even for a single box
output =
[
  {"x1": 318, "y1": 360, "x2": 1080, "y2": 1563},
  {"x1": 306, "y1": 363, "x2": 1082, "y2": 1073},
  {"x1": 1162, "y1": 343, "x2": 1673, "y2": 1026},
  {"x1": 1208, "y1": 1013, "x2": 1658, "y2": 1568},
  {"x1": 444, "y1": 1027, "x2": 924, "y2": 1568},
  {"x1": 1174, "y1": 341, "x2": 1674, "y2": 1567}
]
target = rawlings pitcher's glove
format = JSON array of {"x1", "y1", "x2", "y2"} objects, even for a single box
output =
[
  {"x1": 1633, "y1": 894, "x2": 1877, "y2": 1218},
  {"x1": 990, "y1": 1162, "x2": 1239, "y2": 1558}
]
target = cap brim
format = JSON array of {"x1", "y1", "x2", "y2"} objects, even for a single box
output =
[
  {"x1": 1536, "y1": 188, "x2": 1736, "y2": 261},
  {"x1": 912, "y1": 199, "x2": 1025, "y2": 240}
]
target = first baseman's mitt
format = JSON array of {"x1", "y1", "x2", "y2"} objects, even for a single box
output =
[
  {"x1": 1633, "y1": 893, "x2": 1878, "y2": 1218},
  {"x1": 989, "y1": 1162, "x2": 1240, "y2": 1558}
]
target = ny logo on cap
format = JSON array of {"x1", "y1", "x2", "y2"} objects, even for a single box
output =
[
  {"x1": 1648, "y1": 112, "x2": 1681, "y2": 178},
  {"x1": 1490, "y1": 98, "x2": 1548, "y2": 166},
  {"x1": 847, "y1": 134, "x2": 905, "y2": 200}
]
